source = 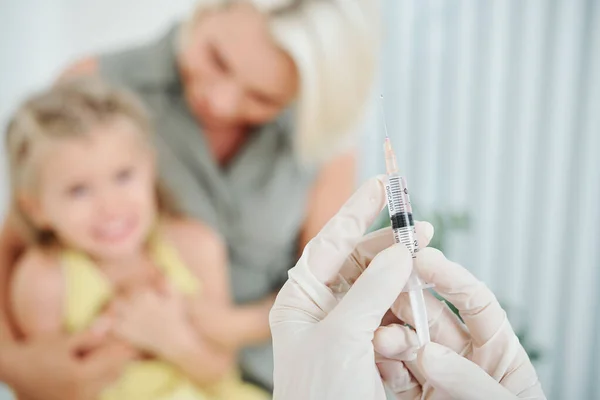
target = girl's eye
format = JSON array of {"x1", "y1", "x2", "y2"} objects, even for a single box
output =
[
  {"x1": 67, "y1": 184, "x2": 89, "y2": 198},
  {"x1": 210, "y1": 43, "x2": 229, "y2": 74},
  {"x1": 116, "y1": 167, "x2": 134, "y2": 183}
]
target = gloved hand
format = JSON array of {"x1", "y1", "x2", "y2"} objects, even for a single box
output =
[
  {"x1": 269, "y1": 177, "x2": 434, "y2": 400},
  {"x1": 374, "y1": 247, "x2": 547, "y2": 399}
]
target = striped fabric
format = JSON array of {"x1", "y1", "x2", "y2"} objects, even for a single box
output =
[{"x1": 361, "y1": 1, "x2": 600, "y2": 399}]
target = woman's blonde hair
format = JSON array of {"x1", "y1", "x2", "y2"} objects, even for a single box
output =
[
  {"x1": 179, "y1": 0, "x2": 381, "y2": 164},
  {"x1": 5, "y1": 77, "x2": 180, "y2": 246}
]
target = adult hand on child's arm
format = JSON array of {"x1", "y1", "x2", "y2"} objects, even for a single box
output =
[
  {"x1": 1, "y1": 330, "x2": 134, "y2": 400},
  {"x1": 112, "y1": 284, "x2": 194, "y2": 357},
  {"x1": 112, "y1": 285, "x2": 234, "y2": 385}
]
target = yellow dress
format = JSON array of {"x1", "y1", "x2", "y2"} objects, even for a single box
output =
[{"x1": 61, "y1": 231, "x2": 271, "y2": 400}]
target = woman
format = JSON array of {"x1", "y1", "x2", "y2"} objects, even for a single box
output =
[{"x1": 0, "y1": 0, "x2": 380, "y2": 397}]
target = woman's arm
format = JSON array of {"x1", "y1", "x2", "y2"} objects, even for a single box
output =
[
  {"x1": 299, "y1": 150, "x2": 357, "y2": 250},
  {"x1": 0, "y1": 217, "x2": 29, "y2": 343},
  {"x1": 156, "y1": 325, "x2": 236, "y2": 386},
  {"x1": 187, "y1": 293, "x2": 276, "y2": 350}
]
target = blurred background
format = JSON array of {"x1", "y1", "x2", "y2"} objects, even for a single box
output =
[{"x1": 1, "y1": 0, "x2": 598, "y2": 399}]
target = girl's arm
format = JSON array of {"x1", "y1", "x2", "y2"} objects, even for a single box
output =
[
  {"x1": 168, "y1": 219, "x2": 233, "y2": 307},
  {"x1": 167, "y1": 220, "x2": 252, "y2": 350},
  {"x1": 170, "y1": 219, "x2": 272, "y2": 349}
]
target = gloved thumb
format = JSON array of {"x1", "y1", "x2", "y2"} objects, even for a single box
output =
[
  {"x1": 328, "y1": 242, "x2": 413, "y2": 332},
  {"x1": 418, "y1": 342, "x2": 517, "y2": 400}
]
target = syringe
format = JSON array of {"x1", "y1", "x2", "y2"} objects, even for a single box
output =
[
  {"x1": 379, "y1": 95, "x2": 431, "y2": 347},
  {"x1": 383, "y1": 137, "x2": 431, "y2": 347}
]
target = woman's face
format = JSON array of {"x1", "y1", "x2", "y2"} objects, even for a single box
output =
[{"x1": 179, "y1": 2, "x2": 299, "y2": 130}]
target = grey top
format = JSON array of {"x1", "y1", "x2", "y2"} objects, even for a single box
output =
[{"x1": 98, "y1": 25, "x2": 319, "y2": 389}]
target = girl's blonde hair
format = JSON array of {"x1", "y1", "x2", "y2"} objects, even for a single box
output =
[
  {"x1": 179, "y1": 0, "x2": 381, "y2": 164},
  {"x1": 5, "y1": 77, "x2": 180, "y2": 246}
]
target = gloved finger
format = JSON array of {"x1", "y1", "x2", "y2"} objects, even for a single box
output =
[
  {"x1": 337, "y1": 221, "x2": 434, "y2": 287},
  {"x1": 417, "y1": 342, "x2": 516, "y2": 400},
  {"x1": 377, "y1": 359, "x2": 422, "y2": 400},
  {"x1": 415, "y1": 248, "x2": 507, "y2": 347},
  {"x1": 493, "y1": 345, "x2": 545, "y2": 397},
  {"x1": 328, "y1": 242, "x2": 412, "y2": 332},
  {"x1": 373, "y1": 324, "x2": 420, "y2": 361},
  {"x1": 273, "y1": 177, "x2": 386, "y2": 323},
  {"x1": 390, "y1": 290, "x2": 471, "y2": 354},
  {"x1": 373, "y1": 324, "x2": 429, "y2": 388}
]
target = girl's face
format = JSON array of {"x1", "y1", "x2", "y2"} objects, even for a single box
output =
[
  {"x1": 26, "y1": 119, "x2": 158, "y2": 262},
  {"x1": 179, "y1": 2, "x2": 299, "y2": 131}
]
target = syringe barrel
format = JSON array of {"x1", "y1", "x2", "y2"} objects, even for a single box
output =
[
  {"x1": 384, "y1": 174, "x2": 419, "y2": 255},
  {"x1": 385, "y1": 175, "x2": 432, "y2": 294}
]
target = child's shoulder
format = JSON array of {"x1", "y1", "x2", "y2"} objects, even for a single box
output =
[
  {"x1": 161, "y1": 217, "x2": 225, "y2": 254},
  {"x1": 13, "y1": 247, "x2": 62, "y2": 280},
  {"x1": 11, "y1": 247, "x2": 64, "y2": 336},
  {"x1": 160, "y1": 218, "x2": 227, "y2": 275}
]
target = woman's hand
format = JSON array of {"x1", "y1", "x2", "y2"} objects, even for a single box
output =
[
  {"x1": 112, "y1": 284, "x2": 237, "y2": 385},
  {"x1": 3, "y1": 329, "x2": 134, "y2": 400},
  {"x1": 112, "y1": 284, "x2": 196, "y2": 359}
]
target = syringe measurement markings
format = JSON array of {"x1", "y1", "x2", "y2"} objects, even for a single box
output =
[{"x1": 388, "y1": 177, "x2": 409, "y2": 213}]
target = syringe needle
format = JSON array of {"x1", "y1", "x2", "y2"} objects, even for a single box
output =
[
  {"x1": 384, "y1": 137, "x2": 399, "y2": 175},
  {"x1": 379, "y1": 94, "x2": 390, "y2": 139}
]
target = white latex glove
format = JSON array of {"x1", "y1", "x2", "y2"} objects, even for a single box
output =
[
  {"x1": 374, "y1": 247, "x2": 547, "y2": 399},
  {"x1": 269, "y1": 177, "x2": 434, "y2": 400}
]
